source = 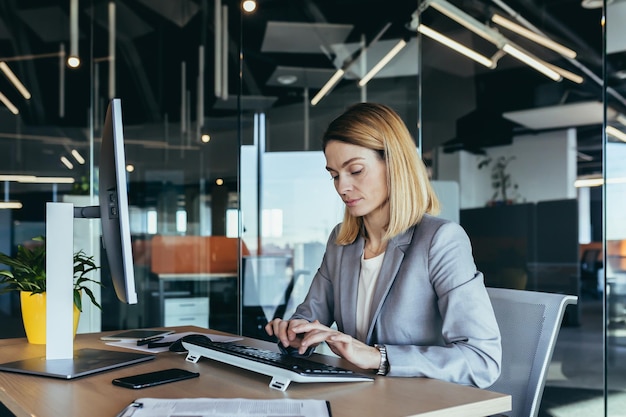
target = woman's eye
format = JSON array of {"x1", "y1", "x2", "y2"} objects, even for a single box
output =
[{"x1": 351, "y1": 169, "x2": 363, "y2": 175}]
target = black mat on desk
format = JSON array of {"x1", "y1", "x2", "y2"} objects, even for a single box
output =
[{"x1": 0, "y1": 401, "x2": 16, "y2": 417}]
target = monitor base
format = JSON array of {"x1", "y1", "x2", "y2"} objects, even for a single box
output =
[{"x1": 0, "y1": 348, "x2": 154, "y2": 379}]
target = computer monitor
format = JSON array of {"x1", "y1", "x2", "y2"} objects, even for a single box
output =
[
  {"x1": 0, "y1": 98, "x2": 153, "y2": 379},
  {"x1": 98, "y1": 98, "x2": 137, "y2": 304}
]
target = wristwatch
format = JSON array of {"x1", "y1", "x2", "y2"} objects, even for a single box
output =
[{"x1": 374, "y1": 344, "x2": 389, "y2": 375}]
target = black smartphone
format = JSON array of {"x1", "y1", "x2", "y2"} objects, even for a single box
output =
[{"x1": 112, "y1": 368, "x2": 199, "y2": 389}]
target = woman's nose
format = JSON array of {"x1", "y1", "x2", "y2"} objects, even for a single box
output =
[{"x1": 336, "y1": 175, "x2": 352, "y2": 194}]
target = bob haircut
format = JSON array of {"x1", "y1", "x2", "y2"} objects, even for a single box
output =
[{"x1": 322, "y1": 102, "x2": 440, "y2": 245}]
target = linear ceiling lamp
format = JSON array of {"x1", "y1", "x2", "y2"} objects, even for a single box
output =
[
  {"x1": 71, "y1": 149, "x2": 85, "y2": 164},
  {"x1": 311, "y1": 69, "x2": 345, "y2": 106},
  {"x1": 358, "y1": 39, "x2": 407, "y2": 87},
  {"x1": 0, "y1": 62, "x2": 31, "y2": 99},
  {"x1": 0, "y1": 92, "x2": 19, "y2": 115},
  {"x1": 428, "y1": 0, "x2": 500, "y2": 44},
  {"x1": 417, "y1": 24, "x2": 494, "y2": 68},
  {"x1": 545, "y1": 63, "x2": 584, "y2": 84},
  {"x1": 60, "y1": 156, "x2": 74, "y2": 170},
  {"x1": 0, "y1": 202, "x2": 22, "y2": 209},
  {"x1": 491, "y1": 14, "x2": 577, "y2": 59},
  {"x1": 423, "y1": 0, "x2": 564, "y2": 82},
  {"x1": 606, "y1": 125, "x2": 626, "y2": 142},
  {"x1": 310, "y1": 23, "x2": 392, "y2": 106},
  {"x1": 17, "y1": 176, "x2": 75, "y2": 184},
  {"x1": 502, "y1": 44, "x2": 560, "y2": 81}
]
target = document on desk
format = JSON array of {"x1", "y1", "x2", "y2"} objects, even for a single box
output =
[{"x1": 116, "y1": 398, "x2": 332, "y2": 417}]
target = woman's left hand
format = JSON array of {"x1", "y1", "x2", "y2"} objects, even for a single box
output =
[{"x1": 291, "y1": 320, "x2": 381, "y2": 370}]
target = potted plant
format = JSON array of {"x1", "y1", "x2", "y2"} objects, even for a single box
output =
[
  {"x1": 477, "y1": 155, "x2": 521, "y2": 205},
  {"x1": 0, "y1": 236, "x2": 102, "y2": 344}
]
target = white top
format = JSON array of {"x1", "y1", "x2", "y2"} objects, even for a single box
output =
[{"x1": 356, "y1": 251, "x2": 385, "y2": 341}]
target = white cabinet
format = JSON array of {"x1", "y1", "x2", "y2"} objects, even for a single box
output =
[{"x1": 164, "y1": 297, "x2": 209, "y2": 328}]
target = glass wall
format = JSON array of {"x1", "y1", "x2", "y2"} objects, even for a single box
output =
[
  {"x1": 605, "y1": 0, "x2": 626, "y2": 414},
  {"x1": 0, "y1": 0, "x2": 623, "y2": 414}
]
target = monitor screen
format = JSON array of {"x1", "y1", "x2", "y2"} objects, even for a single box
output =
[{"x1": 98, "y1": 98, "x2": 137, "y2": 304}]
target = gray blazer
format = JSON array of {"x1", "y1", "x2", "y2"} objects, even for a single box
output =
[{"x1": 291, "y1": 214, "x2": 502, "y2": 388}]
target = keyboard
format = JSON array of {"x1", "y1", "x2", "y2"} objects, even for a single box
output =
[{"x1": 182, "y1": 339, "x2": 374, "y2": 391}]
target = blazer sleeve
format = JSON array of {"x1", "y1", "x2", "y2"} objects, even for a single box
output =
[{"x1": 385, "y1": 221, "x2": 502, "y2": 388}]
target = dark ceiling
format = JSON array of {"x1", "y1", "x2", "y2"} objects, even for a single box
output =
[{"x1": 0, "y1": 0, "x2": 622, "y2": 188}]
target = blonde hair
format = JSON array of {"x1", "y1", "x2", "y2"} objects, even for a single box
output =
[{"x1": 322, "y1": 102, "x2": 440, "y2": 245}]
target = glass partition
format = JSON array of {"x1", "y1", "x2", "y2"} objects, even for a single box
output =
[
  {"x1": 605, "y1": 0, "x2": 626, "y2": 413},
  {"x1": 0, "y1": 0, "x2": 619, "y2": 413}
]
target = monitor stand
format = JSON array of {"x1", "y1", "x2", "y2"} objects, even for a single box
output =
[
  {"x1": 0, "y1": 348, "x2": 154, "y2": 379},
  {"x1": 0, "y1": 203, "x2": 154, "y2": 380}
]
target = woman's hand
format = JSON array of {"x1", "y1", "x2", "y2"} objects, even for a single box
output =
[
  {"x1": 265, "y1": 318, "x2": 310, "y2": 350},
  {"x1": 289, "y1": 320, "x2": 381, "y2": 371}
]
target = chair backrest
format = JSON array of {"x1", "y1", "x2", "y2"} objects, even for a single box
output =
[{"x1": 486, "y1": 287, "x2": 577, "y2": 417}]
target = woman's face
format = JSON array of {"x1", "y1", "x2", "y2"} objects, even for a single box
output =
[{"x1": 325, "y1": 140, "x2": 388, "y2": 218}]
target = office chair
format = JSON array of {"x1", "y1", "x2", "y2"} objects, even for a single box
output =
[
  {"x1": 486, "y1": 287, "x2": 577, "y2": 417},
  {"x1": 241, "y1": 256, "x2": 308, "y2": 341}
]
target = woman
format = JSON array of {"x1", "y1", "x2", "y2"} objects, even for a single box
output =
[{"x1": 265, "y1": 102, "x2": 501, "y2": 388}]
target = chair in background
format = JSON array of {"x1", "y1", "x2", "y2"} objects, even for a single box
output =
[
  {"x1": 241, "y1": 255, "x2": 308, "y2": 341},
  {"x1": 486, "y1": 287, "x2": 578, "y2": 417}
]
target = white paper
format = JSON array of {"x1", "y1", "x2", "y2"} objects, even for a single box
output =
[
  {"x1": 105, "y1": 332, "x2": 242, "y2": 353},
  {"x1": 116, "y1": 398, "x2": 331, "y2": 417}
]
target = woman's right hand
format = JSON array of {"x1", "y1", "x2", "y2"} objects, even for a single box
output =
[{"x1": 265, "y1": 318, "x2": 310, "y2": 349}]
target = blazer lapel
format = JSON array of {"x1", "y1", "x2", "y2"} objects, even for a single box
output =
[
  {"x1": 339, "y1": 236, "x2": 364, "y2": 338},
  {"x1": 365, "y1": 227, "x2": 414, "y2": 343}
]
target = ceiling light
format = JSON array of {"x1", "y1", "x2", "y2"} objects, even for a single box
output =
[
  {"x1": 201, "y1": 133, "x2": 211, "y2": 143},
  {"x1": 0, "y1": 202, "x2": 22, "y2": 209},
  {"x1": 277, "y1": 74, "x2": 298, "y2": 85},
  {"x1": 606, "y1": 125, "x2": 626, "y2": 142},
  {"x1": 502, "y1": 44, "x2": 561, "y2": 81},
  {"x1": 358, "y1": 39, "x2": 407, "y2": 87},
  {"x1": 575, "y1": 176, "x2": 626, "y2": 187},
  {"x1": 71, "y1": 149, "x2": 85, "y2": 164},
  {"x1": 428, "y1": 0, "x2": 500, "y2": 44},
  {"x1": 491, "y1": 14, "x2": 577, "y2": 59},
  {"x1": 242, "y1": 0, "x2": 256, "y2": 13},
  {"x1": 60, "y1": 156, "x2": 74, "y2": 169},
  {"x1": 126, "y1": 164, "x2": 135, "y2": 173},
  {"x1": 17, "y1": 176, "x2": 75, "y2": 184},
  {"x1": 311, "y1": 69, "x2": 345, "y2": 106},
  {"x1": 575, "y1": 177, "x2": 604, "y2": 187},
  {"x1": 67, "y1": 56, "x2": 80, "y2": 68},
  {"x1": 0, "y1": 92, "x2": 19, "y2": 115},
  {"x1": 418, "y1": 24, "x2": 493, "y2": 68},
  {"x1": 421, "y1": 0, "x2": 570, "y2": 82},
  {"x1": 216, "y1": 178, "x2": 224, "y2": 186},
  {"x1": 0, "y1": 175, "x2": 36, "y2": 182},
  {"x1": 0, "y1": 62, "x2": 32, "y2": 99},
  {"x1": 545, "y1": 63, "x2": 584, "y2": 84}
]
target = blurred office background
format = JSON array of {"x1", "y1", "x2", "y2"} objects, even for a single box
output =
[{"x1": 0, "y1": 0, "x2": 625, "y2": 415}]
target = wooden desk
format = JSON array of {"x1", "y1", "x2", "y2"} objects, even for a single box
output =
[{"x1": 0, "y1": 326, "x2": 511, "y2": 417}]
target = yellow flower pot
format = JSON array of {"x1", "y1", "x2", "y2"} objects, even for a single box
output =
[{"x1": 20, "y1": 291, "x2": 80, "y2": 345}]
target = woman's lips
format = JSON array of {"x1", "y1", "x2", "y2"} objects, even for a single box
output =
[{"x1": 345, "y1": 198, "x2": 360, "y2": 207}]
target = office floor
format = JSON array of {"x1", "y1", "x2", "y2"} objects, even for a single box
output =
[{"x1": 539, "y1": 296, "x2": 626, "y2": 417}]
